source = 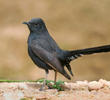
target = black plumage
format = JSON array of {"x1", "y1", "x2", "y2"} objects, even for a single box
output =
[{"x1": 23, "y1": 18, "x2": 110, "y2": 90}]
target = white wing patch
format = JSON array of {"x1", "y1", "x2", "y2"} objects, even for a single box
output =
[{"x1": 69, "y1": 54, "x2": 83, "y2": 60}]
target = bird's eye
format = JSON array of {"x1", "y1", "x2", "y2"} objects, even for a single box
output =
[{"x1": 34, "y1": 24, "x2": 39, "y2": 27}]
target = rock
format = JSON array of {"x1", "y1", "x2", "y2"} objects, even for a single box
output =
[{"x1": 88, "y1": 81, "x2": 103, "y2": 90}]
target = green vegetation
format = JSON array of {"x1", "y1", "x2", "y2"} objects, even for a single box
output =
[
  {"x1": 37, "y1": 79, "x2": 64, "y2": 91},
  {"x1": 0, "y1": 79, "x2": 38, "y2": 83},
  {"x1": 20, "y1": 97, "x2": 33, "y2": 100},
  {"x1": 0, "y1": 79, "x2": 64, "y2": 91}
]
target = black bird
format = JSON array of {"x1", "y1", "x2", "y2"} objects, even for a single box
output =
[{"x1": 23, "y1": 18, "x2": 110, "y2": 90}]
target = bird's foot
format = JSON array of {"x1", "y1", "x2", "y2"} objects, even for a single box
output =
[{"x1": 39, "y1": 83, "x2": 48, "y2": 91}]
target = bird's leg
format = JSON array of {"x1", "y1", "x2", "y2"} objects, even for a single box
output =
[
  {"x1": 40, "y1": 70, "x2": 48, "y2": 91},
  {"x1": 54, "y1": 70, "x2": 57, "y2": 85}
]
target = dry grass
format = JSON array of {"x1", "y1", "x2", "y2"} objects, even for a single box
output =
[{"x1": 0, "y1": 0, "x2": 110, "y2": 81}]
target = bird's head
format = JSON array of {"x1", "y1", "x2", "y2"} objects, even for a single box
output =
[{"x1": 23, "y1": 18, "x2": 47, "y2": 32}]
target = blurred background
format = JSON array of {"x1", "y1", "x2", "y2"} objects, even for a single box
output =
[{"x1": 0, "y1": 0, "x2": 110, "y2": 81}]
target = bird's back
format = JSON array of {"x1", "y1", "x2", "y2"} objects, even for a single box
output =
[{"x1": 28, "y1": 31, "x2": 62, "y2": 53}]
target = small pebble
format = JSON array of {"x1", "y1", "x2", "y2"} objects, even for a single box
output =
[{"x1": 88, "y1": 81, "x2": 103, "y2": 90}]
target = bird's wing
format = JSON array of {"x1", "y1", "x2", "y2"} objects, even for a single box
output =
[
  {"x1": 30, "y1": 40, "x2": 71, "y2": 79},
  {"x1": 30, "y1": 40, "x2": 62, "y2": 71}
]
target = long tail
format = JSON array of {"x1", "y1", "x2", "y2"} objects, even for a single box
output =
[
  {"x1": 67, "y1": 44, "x2": 110, "y2": 61},
  {"x1": 64, "y1": 44, "x2": 110, "y2": 78}
]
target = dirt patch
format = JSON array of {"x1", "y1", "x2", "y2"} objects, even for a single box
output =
[{"x1": 0, "y1": 79, "x2": 110, "y2": 100}]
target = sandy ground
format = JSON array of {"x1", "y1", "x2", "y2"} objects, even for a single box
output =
[{"x1": 0, "y1": 79, "x2": 110, "y2": 100}]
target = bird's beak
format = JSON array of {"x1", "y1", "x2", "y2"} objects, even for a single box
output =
[{"x1": 22, "y1": 22, "x2": 29, "y2": 25}]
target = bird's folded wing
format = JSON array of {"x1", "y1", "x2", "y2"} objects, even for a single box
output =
[{"x1": 30, "y1": 42, "x2": 64, "y2": 73}]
